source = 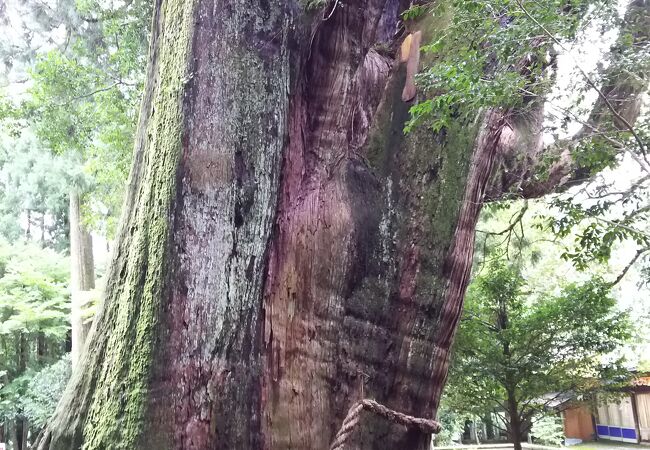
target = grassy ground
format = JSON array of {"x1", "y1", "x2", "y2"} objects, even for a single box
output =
[{"x1": 573, "y1": 442, "x2": 650, "y2": 450}]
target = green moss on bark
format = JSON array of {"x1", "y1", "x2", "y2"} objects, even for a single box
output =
[
  {"x1": 364, "y1": 71, "x2": 479, "y2": 302},
  {"x1": 43, "y1": 1, "x2": 197, "y2": 449},
  {"x1": 83, "y1": 0, "x2": 195, "y2": 443}
]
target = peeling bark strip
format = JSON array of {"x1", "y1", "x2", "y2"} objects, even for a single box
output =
[
  {"x1": 401, "y1": 31, "x2": 421, "y2": 102},
  {"x1": 428, "y1": 110, "x2": 508, "y2": 405}
]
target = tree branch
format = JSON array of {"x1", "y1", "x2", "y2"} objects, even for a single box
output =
[
  {"x1": 489, "y1": 0, "x2": 650, "y2": 200},
  {"x1": 607, "y1": 248, "x2": 649, "y2": 287},
  {"x1": 515, "y1": 0, "x2": 647, "y2": 161},
  {"x1": 56, "y1": 83, "x2": 120, "y2": 107}
]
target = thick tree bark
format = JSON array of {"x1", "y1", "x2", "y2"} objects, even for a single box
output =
[
  {"x1": 37, "y1": 1, "x2": 649, "y2": 450},
  {"x1": 69, "y1": 190, "x2": 96, "y2": 370}
]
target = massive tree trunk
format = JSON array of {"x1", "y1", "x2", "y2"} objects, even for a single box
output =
[
  {"x1": 37, "y1": 0, "x2": 648, "y2": 449},
  {"x1": 69, "y1": 190, "x2": 96, "y2": 370}
]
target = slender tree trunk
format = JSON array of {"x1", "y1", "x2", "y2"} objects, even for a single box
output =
[
  {"x1": 40, "y1": 212, "x2": 45, "y2": 244},
  {"x1": 11, "y1": 421, "x2": 18, "y2": 450},
  {"x1": 36, "y1": 1, "x2": 649, "y2": 449},
  {"x1": 15, "y1": 334, "x2": 28, "y2": 450},
  {"x1": 16, "y1": 419, "x2": 23, "y2": 450},
  {"x1": 22, "y1": 419, "x2": 28, "y2": 450},
  {"x1": 485, "y1": 414, "x2": 495, "y2": 440},
  {"x1": 473, "y1": 419, "x2": 480, "y2": 445},
  {"x1": 25, "y1": 210, "x2": 31, "y2": 240},
  {"x1": 69, "y1": 191, "x2": 95, "y2": 370},
  {"x1": 37, "y1": 332, "x2": 46, "y2": 363},
  {"x1": 507, "y1": 392, "x2": 523, "y2": 450}
]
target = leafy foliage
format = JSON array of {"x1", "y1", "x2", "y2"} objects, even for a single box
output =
[
  {"x1": 434, "y1": 398, "x2": 468, "y2": 445},
  {"x1": 543, "y1": 182, "x2": 650, "y2": 277},
  {"x1": 447, "y1": 257, "x2": 631, "y2": 446},
  {"x1": 408, "y1": 1, "x2": 649, "y2": 285},
  {"x1": 530, "y1": 413, "x2": 564, "y2": 446},
  {"x1": 0, "y1": 240, "x2": 70, "y2": 339},
  {"x1": 406, "y1": 0, "x2": 614, "y2": 132},
  {"x1": 1, "y1": 0, "x2": 151, "y2": 239},
  {"x1": 448, "y1": 198, "x2": 640, "y2": 445},
  {"x1": 0, "y1": 130, "x2": 86, "y2": 249},
  {"x1": 0, "y1": 239, "x2": 69, "y2": 429},
  {"x1": 22, "y1": 0, "x2": 149, "y2": 236},
  {"x1": 21, "y1": 354, "x2": 71, "y2": 428}
]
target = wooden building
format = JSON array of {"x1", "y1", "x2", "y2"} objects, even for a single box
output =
[
  {"x1": 555, "y1": 377, "x2": 650, "y2": 444},
  {"x1": 632, "y1": 376, "x2": 650, "y2": 442},
  {"x1": 593, "y1": 377, "x2": 650, "y2": 444},
  {"x1": 562, "y1": 403, "x2": 595, "y2": 442},
  {"x1": 595, "y1": 395, "x2": 638, "y2": 443}
]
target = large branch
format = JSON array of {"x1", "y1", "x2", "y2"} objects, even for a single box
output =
[{"x1": 488, "y1": 0, "x2": 650, "y2": 200}]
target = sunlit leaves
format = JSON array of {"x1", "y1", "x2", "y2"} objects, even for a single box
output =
[
  {"x1": 0, "y1": 239, "x2": 70, "y2": 423},
  {"x1": 0, "y1": 240, "x2": 70, "y2": 338},
  {"x1": 0, "y1": 131, "x2": 84, "y2": 248},
  {"x1": 0, "y1": 356, "x2": 71, "y2": 426},
  {"x1": 407, "y1": 0, "x2": 602, "y2": 132},
  {"x1": 9, "y1": 0, "x2": 151, "y2": 238},
  {"x1": 547, "y1": 196, "x2": 650, "y2": 270},
  {"x1": 401, "y1": 4, "x2": 429, "y2": 21},
  {"x1": 20, "y1": 355, "x2": 71, "y2": 428}
]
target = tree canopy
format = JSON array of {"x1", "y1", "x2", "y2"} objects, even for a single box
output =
[
  {"x1": 440, "y1": 195, "x2": 646, "y2": 448},
  {"x1": 447, "y1": 260, "x2": 632, "y2": 447}
]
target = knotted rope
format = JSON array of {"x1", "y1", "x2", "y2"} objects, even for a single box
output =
[{"x1": 329, "y1": 399, "x2": 441, "y2": 450}]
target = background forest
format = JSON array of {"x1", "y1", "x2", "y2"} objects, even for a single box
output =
[
  {"x1": 0, "y1": 0, "x2": 150, "y2": 446},
  {"x1": 0, "y1": 0, "x2": 648, "y2": 449}
]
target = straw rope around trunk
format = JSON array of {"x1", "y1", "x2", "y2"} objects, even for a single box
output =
[{"x1": 329, "y1": 399, "x2": 442, "y2": 450}]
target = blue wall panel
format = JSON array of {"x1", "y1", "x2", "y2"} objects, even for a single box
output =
[
  {"x1": 609, "y1": 427, "x2": 622, "y2": 438},
  {"x1": 622, "y1": 428, "x2": 637, "y2": 439}
]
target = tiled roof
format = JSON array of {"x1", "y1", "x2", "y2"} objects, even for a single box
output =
[{"x1": 633, "y1": 376, "x2": 650, "y2": 387}]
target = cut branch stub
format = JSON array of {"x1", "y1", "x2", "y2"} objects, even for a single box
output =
[{"x1": 402, "y1": 30, "x2": 422, "y2": 102}]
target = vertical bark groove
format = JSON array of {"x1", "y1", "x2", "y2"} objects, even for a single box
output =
[{"x1": 261, "y1": 2, "x2": 403, "y2": 447}]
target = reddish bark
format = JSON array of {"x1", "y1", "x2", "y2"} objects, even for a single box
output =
[{"x1": 260, "y1": 3, "x2": 512, "y2": 443}]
